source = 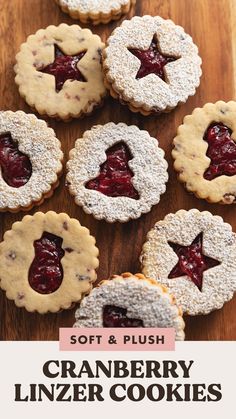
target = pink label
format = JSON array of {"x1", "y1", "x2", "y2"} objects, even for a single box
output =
[{"x1": 59, "y1": 328, "x2": 175, "y2": 351}]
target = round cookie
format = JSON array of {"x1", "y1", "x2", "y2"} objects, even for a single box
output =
[
  {"x1": 172, "y1": 101, "x2": 236, "y2": 204},
  {"x1": 55, "y1": 0, "x2": 136, "y2": 24},
  {"x1": 14, "y1": 24, "x2": 106, "y2": 120},
  {"x1": 66, "y1": 122, "x2": 168, "y2": 222},
  {"x1": 141, "y1": 209, "x2": 236, "y2": 315},
  {"x1": 74, "y1": 273, "x2": 185, "y2": 340},
  {"x1": 0, "y1": 110, "x2": 63, "y2": 212},
  {"x1": 0, "y1": 211, "x2": 99, "y2": 313},
  {"x1": 103, "y1": 15, "x2": 202, "y2": 115}
]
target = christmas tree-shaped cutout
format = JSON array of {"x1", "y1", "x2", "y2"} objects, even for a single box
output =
[{"x1": 86, "y1": 142, "x2": 139, "y2": 199}]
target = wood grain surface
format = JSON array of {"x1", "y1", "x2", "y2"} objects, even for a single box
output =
[{"x1": 0, "y1": 0, "x2": 236, "y2": 341}]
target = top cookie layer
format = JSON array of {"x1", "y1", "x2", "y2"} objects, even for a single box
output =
[
  {"x1": 58, "y1": 0, "x2": 132, "y2": 13},
  {"x1": 74, "y1": 273, "x2": 185, "y2": 340},
  {"x1": 14, "y1": 24, "x2": 106, "y2": 120},
  {"x1": 103, "y1": 15, "x2": 202, "y2": 113},
  {"x1": 173, "y1": 101, "x2": 236, "y2": 204},
  {"x1": 0, "y1": 111, "x2": 63, "y2": 211},
  {"x1": 141, "y1": 209, "x2": 236, "y2": 315},
  {"x1": 66, "y1": 122, "x2": 168, "y2": 222},
  {"x1": 0, "y1": 211, "x2": 99, "y2": 313}
]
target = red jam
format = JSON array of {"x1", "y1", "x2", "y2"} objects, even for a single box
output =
[
  {"x1": 103, "y1": 305, "x2": 144, "y2": 327},
  {"x1": 40, "y1": 45, "x2": 87, "y2": 92},
  {"x1": 168, "y1": 233, "x2": 220, "y2": 291},
  {"x1": 86, "y1": 142, "x2": 139, "y2": 199},
  {"x1": 28, "y1": 232, "x2": 65, "y2": 294},
  {"x1": 0, "y1": 132, "x2": 32, "y2": 188},
  {"x1": 203, "y1": 123, "x2": 236, "y2": 180},
  {"x1": 129, "y1": 36, "x2": 178, "y2": 80}
]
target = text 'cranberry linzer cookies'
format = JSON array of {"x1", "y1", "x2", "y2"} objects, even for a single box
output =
[
  {"x1": 141, "y1": 209, "x2": 236, "y2": 315},
  {"x1": 74, "y1": 273, "x2": 185, "y2": 340},
  {"x1": 103, "y1": 15, "x2": 202, "y2": 115},
  {"x1": 172, "y1": 101, "x2": 236, "y2": 204},
  {"x1": 0, "y1": 111, "x2": 63, "y2": 212},
  {"x1": 0, "y1": 211, "x2": 99, "y2": 313},
  {"x1": 14, "y1": 24, "x2": 106, "y2": 121},
  {"x1": 55, "y1": 0, "x2": 136, "y2": 24},
  {"x1": 66, "y1": 122, "x2": 168, "y2": 222}
]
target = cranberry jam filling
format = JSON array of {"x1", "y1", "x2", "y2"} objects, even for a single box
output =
[
  {"x1": 204, "y1": 122, "x2": 236, "y2": 180},
  {"x1": 40, "y1": 44, "x2": 87, "y2": 92},
  {"x1": 103, "y1": 305, "x2": 144, "y2": 327},
  {"x1": 86, "y1": 142, "x2": 139, "y2": 199},
  {"x1": 168, "y1": 233, "x2": 220, "y2": 291},
  {"x1": 129, "y1": 36, "x2": 178, "y2": 81},
  {"x1": 28, "y1": 232, "x2": 65, "y2": 294},
  {"x1": 0, "y1": 132, "x2": 32, "y2": 188}
]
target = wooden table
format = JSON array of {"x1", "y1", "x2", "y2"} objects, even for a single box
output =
[{"x1": 0, "y1": 0, "x2": 236, "y2": 340}]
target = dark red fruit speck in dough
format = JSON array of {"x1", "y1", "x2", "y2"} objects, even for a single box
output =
[
  {"x1": 204, "y1": 122, "x2": 236, "y2": 180},
  {"x1": 0, "y1": 132, "x2": 32, "y2": 188},
  {"x1": 103, "y1": 305, "x2": 144, "y2": 327},
  {"x1": 28, "y1": 232, "x2": 65, "y2": 294},
  {"x1": 86, "y1": 142, "x2": 139, "y2": 199}
]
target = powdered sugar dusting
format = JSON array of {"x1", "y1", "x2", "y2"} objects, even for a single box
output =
[
  {"x1": 58, "y1": 0, "x2": 131, "y2": 13},
  {"x1": 141, "y1": 209, "x2": 236, "y2": 315},
  {"x1": 66, "y1": 122, "x2": 168, "y2": 222},
  {"x1": 0, "y1": 111, "x2": 63, "y2": 210},
  {"x1": 74, "y1": 274, "x2": 185, "y2": 340},
  {"x1": 104, "y1": 15, "x2": 202, "y2": 112}
]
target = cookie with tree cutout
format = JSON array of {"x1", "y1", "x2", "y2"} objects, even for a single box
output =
[{"x1": 66, "y1": 122, "x2": 168, "y2": 222}]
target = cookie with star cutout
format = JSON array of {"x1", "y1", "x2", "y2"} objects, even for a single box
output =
[
  {"x1": 103, "y1": 15, "x2": 202, "y2": 115},
  {"x1": 14, "y1": 24, "x2": 107, "y2": 121},
  {"x1": 140, "y1": 209, "x2": 236, "y2": 315}
]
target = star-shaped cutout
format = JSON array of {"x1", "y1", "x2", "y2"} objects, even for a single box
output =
[
  {"x1": 168, "y1": 233, "x2": 221, "y2": 291},
  {"x1": 128, "y1": 35, "x2": 179, "y2": 81},
  {"x1": 39, "y1": 44, "x2": 87, "y2": 92}
]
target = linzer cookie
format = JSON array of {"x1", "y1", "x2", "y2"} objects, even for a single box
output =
[
  {"x1": 55, "y1": 0, "x2": 136, "y2": 24},
  {"x1": 66, "y1": 122, "x2": 168, "y2": 222},
  {"x1": 103, "y1": 15, "x2": 202, "y2": 115},
  {"x1": 141, "y1": 209, "x2": 236, "y2": 315},
  {"x1": 14, "y1": 24, "x2": 106, "y2": 121},
  {"x1": 0, "y1": 211, "x2": 99, "y2": 313},
  {"x1": 0, "y1": 111, "x2": 63, "y2": 212},
  {"x1": 74, "y1": 273, "x2": 185, "y2": 340},
  {"x1": 172, "y1": 101, "x2": 236, "y2": 204}
]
